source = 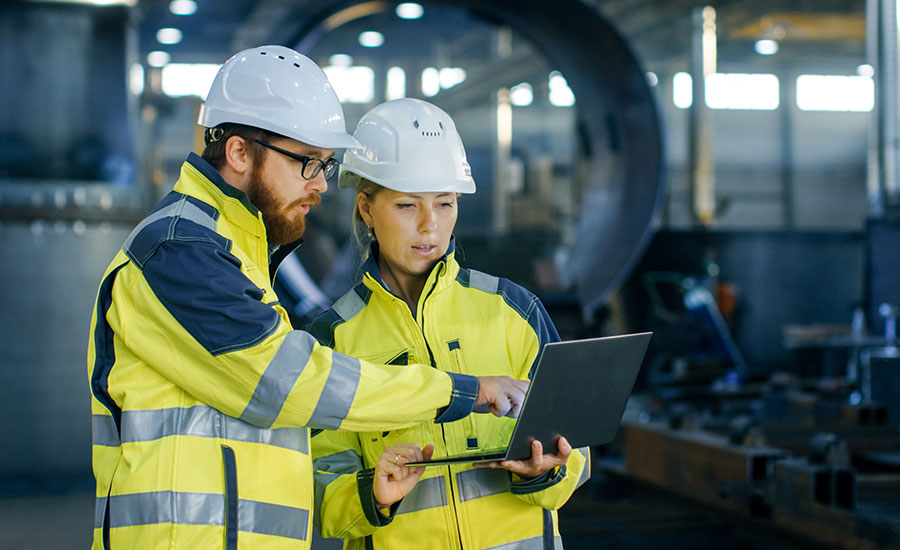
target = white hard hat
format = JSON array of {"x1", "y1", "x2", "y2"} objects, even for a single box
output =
[
  {"x1": 339, "y1": 98, "x2": 475, "y2": 194},
  {"x1": 198, "y1": 45, "x2": 360, "y2": 150}
]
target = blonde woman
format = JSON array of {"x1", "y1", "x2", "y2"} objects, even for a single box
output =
[{"x1": 309, "y1": 98, "x2": 589, "y2": 550}]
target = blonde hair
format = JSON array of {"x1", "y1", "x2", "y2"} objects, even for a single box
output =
[{"x1": 352, "y1": 178, "x2": 386, "y2": 262}]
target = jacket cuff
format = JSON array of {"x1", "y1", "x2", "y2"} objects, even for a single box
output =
[
  {"x1": 434, "y1": 373, "x2": 478, "y2": 423},
  {"x1": 509, "y1": 465, "x2": 567, "y2": 495},
  {"x1": 356, "y1": 468, "x2": 399, "y2": 527}
]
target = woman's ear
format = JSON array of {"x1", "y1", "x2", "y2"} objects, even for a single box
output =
[{"x1": 357, "y1": 192, "x2": 374, "y2": 227}]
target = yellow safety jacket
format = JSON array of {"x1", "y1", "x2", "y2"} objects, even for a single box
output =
[
  {"x1": 308, "y1": 244, "x2": 590, "y2": 550},
  {"x1": 86, "y1": 154, "x2": 479, "y2": 549}
]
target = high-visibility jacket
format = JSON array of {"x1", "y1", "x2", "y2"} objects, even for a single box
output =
[
  {"x1": 86, "y1": 154, "x2": 479, "y2": 550},
  {"x1": 308, "y1": 243, "x2": 590, "y2": 550}
]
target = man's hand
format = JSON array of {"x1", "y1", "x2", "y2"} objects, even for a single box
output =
[
  {"x1": 373, "y1": 443, "x2": 435, "y2": 509},
  {"x1": 473, "y1": 376, "x2": 529, "y2": 418},
  {"x1": 474, "y1": 436, "x2": 572, "y2": 479}
]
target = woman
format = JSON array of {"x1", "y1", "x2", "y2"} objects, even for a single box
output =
[{"x1": 308, "y1": 98, "x2": 589, "y2": 550}]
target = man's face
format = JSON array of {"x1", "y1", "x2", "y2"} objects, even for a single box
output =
[{"x1": 246, "y1": 139, "x2": 334, "y2": 246}]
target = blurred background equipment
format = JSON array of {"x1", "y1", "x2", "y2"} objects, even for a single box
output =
[{"x1": 2, "y1": 0, "x2": 900, "y2": 548}]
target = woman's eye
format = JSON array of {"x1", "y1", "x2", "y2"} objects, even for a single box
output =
[{"x1": 396, "y1": 203, "x2": 414, "y2": 209}]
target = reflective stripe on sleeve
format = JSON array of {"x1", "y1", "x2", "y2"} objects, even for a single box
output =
[
  {"x1": 240, "y1": 331, "x2": 316, "y2": 428},
  {"x1": 483, "y1": 535, "x2": 561, "y2": 550},
  {"x1": 467, "y1": 270, "x2": 500, "y2": 295},
  {"x1": 123, "y1": 198, "x2": 217, "y2": 267},
  {"x1": 314, "y1": 449, "x2": 363, "y2": 523},
  {"x1": 574, "y1": 447, "x2": 591, "y2": 489},
  {"x1": 92, "y1": 405, "x2": 308, "y2": 453},
  {"x1": 107, "y1": 491, "x2": 309, "y2": 541},
  {"x1": 332, "y1": 288, "x2": 367, "y2": 321},
  {"x1": 455, "y1": 468, "x2": 509, "y2": 503},
  {"x1": 307, "y1": 351, "x2": 361, "y2": 430},
  {"x1": 396, "y1": 475, "x2": 448, "y2": 515}
]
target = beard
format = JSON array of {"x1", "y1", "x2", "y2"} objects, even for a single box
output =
[{"x1": 246, "y1": 162, "x2": 320, "y2": 246}]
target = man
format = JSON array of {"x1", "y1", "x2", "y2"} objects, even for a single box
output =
[{"x1": 87, "y1": 45, "x2": 528, "y2": 549}]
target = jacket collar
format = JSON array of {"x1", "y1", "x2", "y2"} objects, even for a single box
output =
[
  {"x1": 174, "y1": 153, "x2": 278, "y2": 276},
  {"x1": 183, "y1": 153, "x2": 260, "y2": 216}
]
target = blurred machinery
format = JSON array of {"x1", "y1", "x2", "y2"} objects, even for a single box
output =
[{"x1": 595, "y1": 223, "x2": 900, "y2": 549}]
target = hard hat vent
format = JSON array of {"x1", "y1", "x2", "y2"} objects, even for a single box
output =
[{"x1": 259, "y1": 49, "x2": 301, "y2": 68}]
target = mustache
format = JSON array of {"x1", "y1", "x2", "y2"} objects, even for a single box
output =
[{"x1": 304, "y1": 192, "x2": 322, "y2": 207}]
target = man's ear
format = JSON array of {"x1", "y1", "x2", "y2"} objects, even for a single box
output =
[{"x1": 224, "y1": 135, "x2": 253, "y2": 175}]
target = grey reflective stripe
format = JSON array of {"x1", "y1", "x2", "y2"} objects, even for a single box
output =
[
  {"x1": 314, "y1": 449, "x2": 363, "y2": 526},
  {"x1": 239, "y1": 499, "x2": 309, "y2": 541},
  {"x1": 179, "y1": 200, "x2": 218, "y2": 230},
  {"x1": 314, "y1": 449, "x2": 363, "y2": 476},
  {"x1": 110, "y1": 491, "x2": 224, "y2": 528},
  {"x1": 111, "y1": 405, "x2": 307, "y2": 453},
  {"x1": 92, "y1": 414, "x2": 119, "y2": 447},
  {"x1": 397, "y1": 475, "x2": 447, "y2": 515},
  {"x1": 468, "y1": 270, "x2": 499, "y2": 294},
  {"x1": 123, "y1": 198, "x2": 217, "y2": 253},
  {"x1": 574, "y1": 447, "x2": 590, "y2": 489},
  {"x1": 241, "y1": 331, "x2": 316, "y2": 428},
  {"x1": 484, "y1": 535, "x2": 558, "y2": 550},
  {"x1": 332, "y1": 289, "x2": 367, "y2": 321},
  {"x1": 307, "y1": 351, "x2": 361, "y2": 430},
  {"x1": 107, "y1": 491, "x2": 308, "y2": 541},
  {"x1": 94, "y1": 496, "x2": 107, "y2": 529},
  {"x1": 456, "y1": 468, "x2": 509, "y2": 502}
]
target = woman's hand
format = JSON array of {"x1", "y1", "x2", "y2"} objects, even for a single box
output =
[
  {"x1": 373, "y1": 443, "x2": 435, "y2": 509},
  {"x1": 474, "y1": 436, "x2": 571, "y2": 479}
]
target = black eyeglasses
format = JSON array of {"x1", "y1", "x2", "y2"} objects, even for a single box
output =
[{"x1": 253, "y1": 139, "x2": 340, "y2": 181}]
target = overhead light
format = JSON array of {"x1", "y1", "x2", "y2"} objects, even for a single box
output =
[
  {"x1": 396, "y1": 2, "x2": 424, "y2": 19},
  {"x1": 156, "y1": 28, "x2": 183, "y2": 45},
  {"x1": 329, "y1": 54, "x2": 353, "y2": 68},
  {"x1": 673, "y1": 72, "x2": 692, "y2": 109},
  {"x1": 548, "y1": 71, "x2": 575, "y2": 107},
  {"x1": 169, "y1": 0, "x2": 197, "y2": 16},
  {"x1": 510, "y1": 82, "x2": 533, "y2": 107},
  {"x1": 857, "y1": 64, "x2": 875, "y2": 78},
  {"x1": 128, "y1": 63, "x2": 144, "y2": 95},
  {"x1": 438, "y1": 67, "x2": 466, "y2": 89},
  {"x1": 358, "y1": 31, "x2": 384, "y2": 48},
  {"x1": 754, "y1": 39, "x2": 778, "y2": 55},
  {"x1": 147, "y1": 51, "x2": 171, "y2": 68},
  {"x1": 386, "y1": 67, "x2": 406, "y2": 100},
  {"x1": 421, "y1": 67, "x2": 440, "y2": 97}
]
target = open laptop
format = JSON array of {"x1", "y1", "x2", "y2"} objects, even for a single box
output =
[{"x1": 409, "y1": 332, "x2": 652, "y2": 466}]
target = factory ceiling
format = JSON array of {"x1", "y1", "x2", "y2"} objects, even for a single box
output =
[{"x1": 133, "y1": 0, "x2": 867, "y2": 70}]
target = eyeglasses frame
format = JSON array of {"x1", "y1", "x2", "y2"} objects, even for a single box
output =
[{"x1": 252, "y1": 138, "x2": 340, "y2": 181}]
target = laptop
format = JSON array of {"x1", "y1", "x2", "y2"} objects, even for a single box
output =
[{"x1": 408, "y1": 332, "x2": 652, "y2": 466}]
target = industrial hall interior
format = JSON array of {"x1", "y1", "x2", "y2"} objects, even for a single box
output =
[{"x1": 2, "y1": 0, "x2": 900, "y2": 548}]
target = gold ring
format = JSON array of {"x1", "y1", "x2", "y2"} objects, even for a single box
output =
[{"x1": 393, "y1": 454, "x2": 402, "y2": 465}]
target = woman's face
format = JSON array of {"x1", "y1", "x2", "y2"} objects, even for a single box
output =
[{"x1": 359, "y1": 188, "x2": 458, "y2": 280}]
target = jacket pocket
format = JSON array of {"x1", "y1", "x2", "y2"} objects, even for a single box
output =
[
  {"x1": 447, "y1": 339, "x2": 479, "y2": 450},
  {"x1": 222, "y1": 445, "x2": 238, "y2": 550}
]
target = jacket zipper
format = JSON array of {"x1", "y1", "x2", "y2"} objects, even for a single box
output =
[{"x1": 416, "y1": 266, "x2": 465, "y2": 549}]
